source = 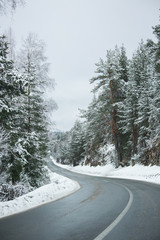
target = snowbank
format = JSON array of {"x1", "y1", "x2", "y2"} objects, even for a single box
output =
[
  {"x1": 108, "y1": 164, "x2": 160, "y2": 184},
  {"x1": 0, "y1": 169, "x2": 80, "y2": 219},
  {"x1": 1, "y1": 159, "x2": 159, "y2": 220},
  {"x1": 52, "y1": 159, "x2": 160, "y2": 185}
]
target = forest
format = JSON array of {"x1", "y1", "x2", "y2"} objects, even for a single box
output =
[
  {"x1": 0, "y1": 1, "x2": 160, "y2": 201},
  {"x1": 52, "y1": 22, "x2": 160, "y2": 168},
  {"x1": 0, "y1": 32, "x2": 57, "y2": 200}
]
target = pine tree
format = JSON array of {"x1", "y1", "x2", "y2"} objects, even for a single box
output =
[
  {"x1": 16, "y1": 34, "x2": 50, "y2": 187},
  {"x1": 131, "y1": 42, "x2": 151, "y2": 160},
  {"x1": 80, "y1": 94, "x2": 111, "y2": 164},
  {"x1": 115, "y1": 45, "x2": 130, "y2": 163},
  {"x1": 90, "y1": 47, "x2": 128, "y2": 165},
  {"x1": 151, "y1": 24, "x2": 160, "y2": 142},
  {"x1": 120, "y1": 40, "x2": 158, "y2": 164},
  {"x1": 68, "y1": 120, "x2": 85, "y2": 166},
  {"x1": 0, "y1": 35, "x2": 24, "y2": 183}
]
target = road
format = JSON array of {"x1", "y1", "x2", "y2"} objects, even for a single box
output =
[{"x1": 0, "y1": 161, "x2": 160, "y2": 240}]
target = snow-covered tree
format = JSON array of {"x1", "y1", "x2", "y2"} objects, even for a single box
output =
[
  {"x1": 0, "y1": 0, "x2": 25, "y2": 15},
  {"x1": 151, "y1": 24, "x2": 160, "y2": 143},
  {"x1": 68, "y1": 120, "x2": 86, "y2": 166},
  {"x1": 0, "y1": 35, "x2": 25, "y2": 183},
  {"x1": 80, "y1": 94, "x2": 111, "y2": 164},
  {"x1": 51, "y1": 21, "x2": 160, "y2": 168},
  {"x1": 90, "y1": 47, "x2": 129, "y2": 165},
  {"x1": 120, "y1": 38, "x2": 159, "y2": 165},
  {"x1": 15, "y1": 33, "x2": 55, "y2": 187},
  {"x1": 0, "y1": 33, "x2": 56, "y2": 188}
]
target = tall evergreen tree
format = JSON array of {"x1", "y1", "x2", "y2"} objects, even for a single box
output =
[
  {"x1": 68, "y1": 120, "x2": 86, "y2": 166},
  {"x1": 151, "y1": 24, "x2": 160, "y2": 142},
  {"x1": 0, "y1": 35, "x2": 25, "y2": 183},
  {"x1": 80, "y1": 94, "x2": 111, "y2": 163},
  {"x1": 16, "y1": 34, "x2": 51, "y2": 187},
  {"x1": 90, "y1": 47, "x2": 128, "y2": 165}
]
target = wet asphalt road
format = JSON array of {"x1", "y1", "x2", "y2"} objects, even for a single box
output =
[{"x1": 0, "y1": 161, "x2": 160, "y2": 240}]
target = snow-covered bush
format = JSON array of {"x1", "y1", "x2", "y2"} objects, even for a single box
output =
[
  {"x1": 98, "y1": 144, "x2": 117, "y2": 164},
  {"x1": 84, "y1": 144, "x2": 117, "y2": 167},
  {"x1": 0, "y1": 184, "x2": 26, "y2": 201}
]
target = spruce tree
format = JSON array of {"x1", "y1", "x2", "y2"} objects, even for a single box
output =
[
  {"x1": 152, "y1": 24, "x2": 160, "y2": 142},
  {"x1": 90, "y1": 47, "x2": 128, "y2": 165},
  {"x1": 0, "y1": 35, "x2": 24, "y2": 183},
  {"x1": 16, "y1": 34, "x2": 49, "y2": 187},
  {"x1": 68, "y1": 121, "x2": 85, "y2": 166}
]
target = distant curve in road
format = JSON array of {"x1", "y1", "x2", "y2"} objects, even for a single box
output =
[{"x1": 0, "y1": 161, "x2": 160, "y2": 240}]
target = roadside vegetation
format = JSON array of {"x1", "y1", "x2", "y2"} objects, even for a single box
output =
[
  {"x1": 0, "y1": 1, "x2": 57, "y2": 201},
  {"x1": 51, "y1": 21, "x2": 160, "y2": 168}
]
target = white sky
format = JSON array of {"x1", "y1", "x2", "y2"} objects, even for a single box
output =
[{"x1": 0, "y1": 0, "x2": 159, "y2": 131}]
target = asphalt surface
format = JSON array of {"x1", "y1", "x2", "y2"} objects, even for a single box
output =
[{"x1": 0, "y1": 161, "x2": 160, "y2": 240}]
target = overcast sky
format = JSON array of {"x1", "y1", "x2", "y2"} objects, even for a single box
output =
[{"x1": 0, "y1": 0, "x2": 159, "y2": 131}]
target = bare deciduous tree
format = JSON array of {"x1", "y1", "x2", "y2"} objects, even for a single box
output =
[{"x1": 0, "y1": 0, "x2": 25, "y2": 15}]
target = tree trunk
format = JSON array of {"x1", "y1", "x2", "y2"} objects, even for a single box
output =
[
  {"x1": 109, "y1": 79, "x2": 122, "y2": 166},
  {"x1": 28, "y1": 82, "x2": 31, "y2": 133}
]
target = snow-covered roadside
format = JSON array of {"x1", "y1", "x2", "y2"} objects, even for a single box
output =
[
  {"x1": 52, "y1": 159, "x2": 160, "y2": 185},
  {"x1": 1, "y1": 159, "x2": 159, "y2": 220},
  {"x1": 0, "y1": 168, "x2": 80, "y2": 219}
]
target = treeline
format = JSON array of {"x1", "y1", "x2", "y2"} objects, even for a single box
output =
[
  {"x1": 0, "y1": 34, "x2": 56, "y2": 197},
  {"x1": 53, "y1": 23, "x2": 160, "y2": 167}
]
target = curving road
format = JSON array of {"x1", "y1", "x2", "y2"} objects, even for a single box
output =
[{"x1": 0, "y1": 161, "x2": 160, "y2": 240}]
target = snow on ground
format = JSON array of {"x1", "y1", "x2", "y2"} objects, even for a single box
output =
[
  {"x1": 1, "y1": 158, "x2": 160, "y2": 220},
  {"x1": 52, "y1": 158, "x2": 160, "y2": 185},
  {"x1": 0, "y1": 168, "x2": 80, "y2": 219}
]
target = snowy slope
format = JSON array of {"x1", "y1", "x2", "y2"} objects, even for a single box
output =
[
  {"x1": 0, "y1": 169, "x2": 80, "y2": 219},
  {"x1": 52, "y1": 158, "x2": 160, "y2": 185}
]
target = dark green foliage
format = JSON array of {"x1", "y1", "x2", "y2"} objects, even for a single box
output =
[
  {"x1": 69, "y1": 121, "x2": 86, "y2": 166},
  {"x1": 0, "y1": 35, "x2": 52, "y2": 189},
  {"x1": 0, "y1": 36, "x2": 24, "y2": 184},
  {"x1": 56, "y1": 21, "x2": 160, "y2": 167}
]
